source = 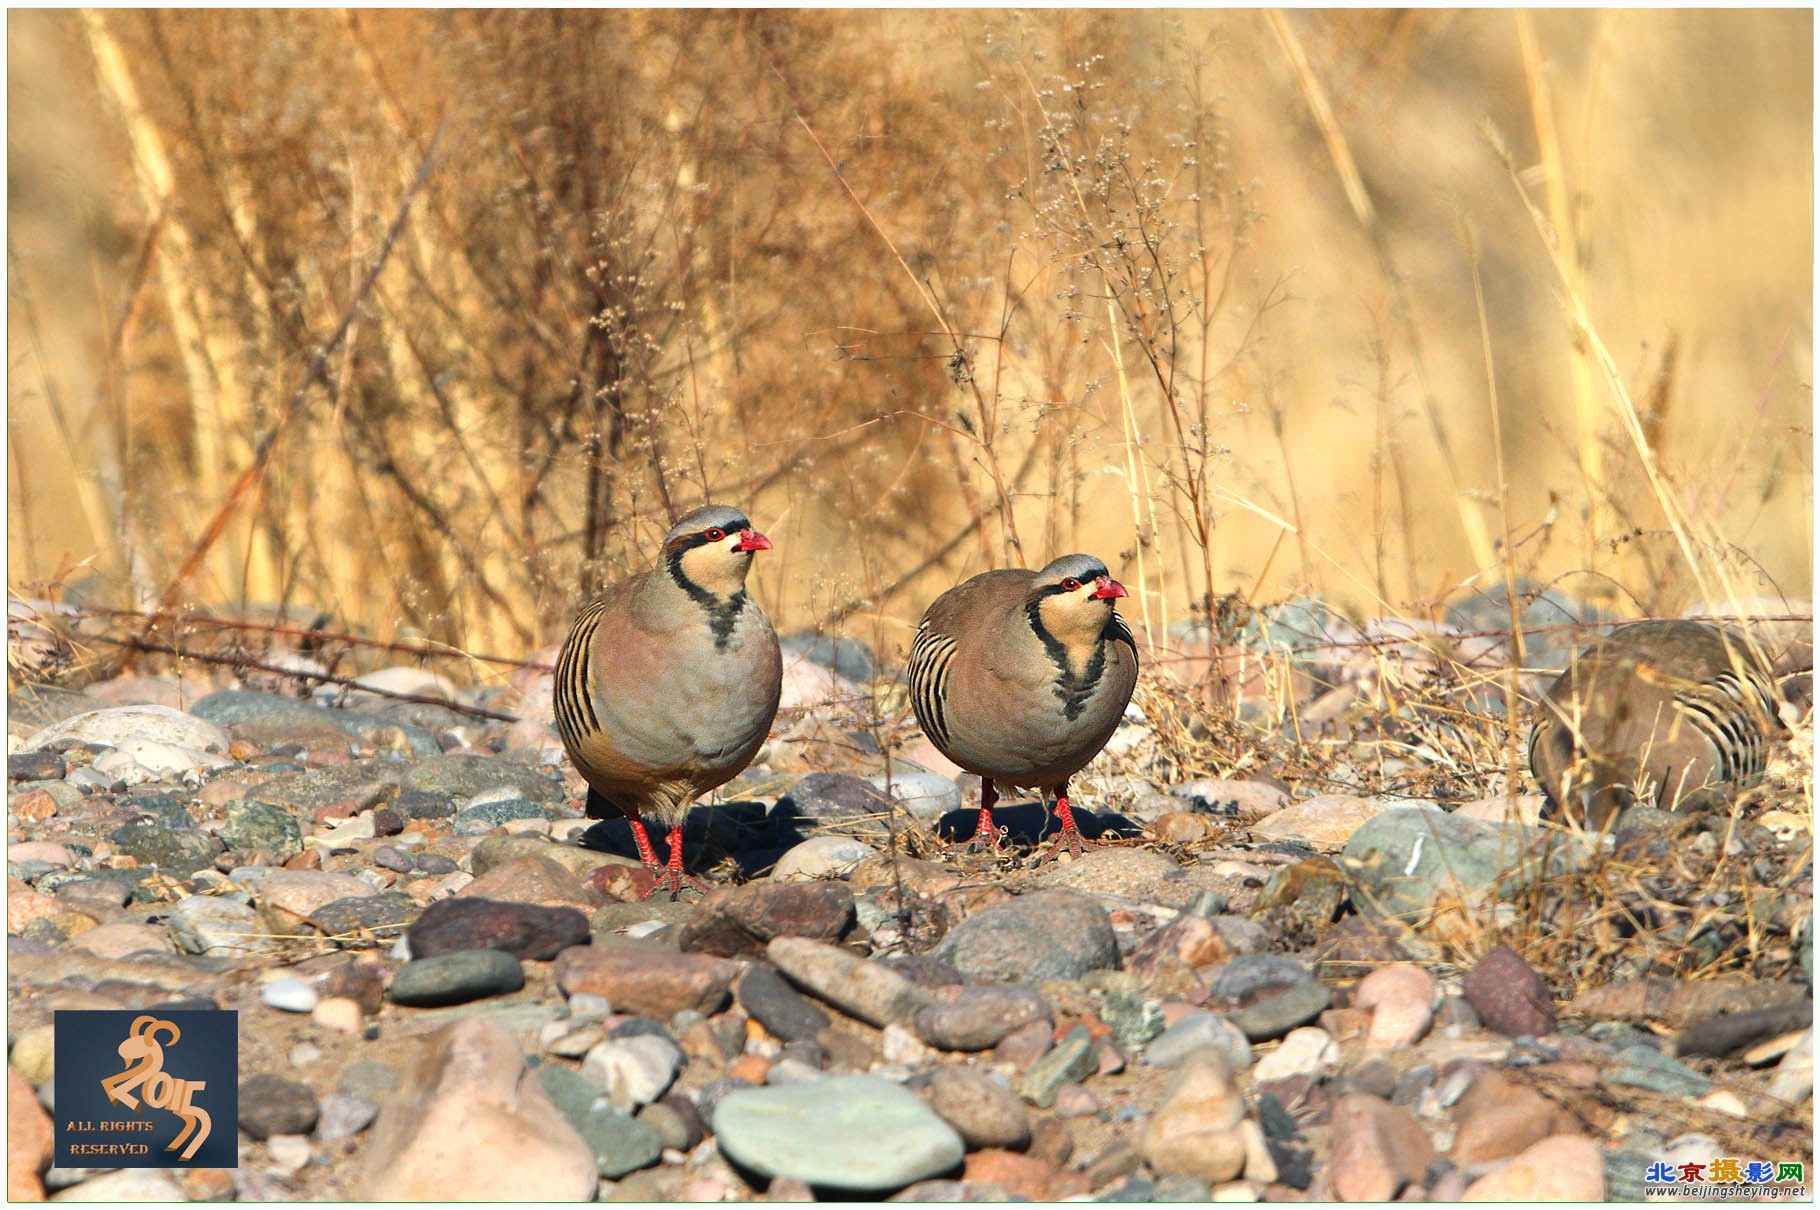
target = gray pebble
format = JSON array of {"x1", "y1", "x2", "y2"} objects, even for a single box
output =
[
  {"x1": 315, "y1": 1092, "x2": 378, "y2": 1141},
  {"x1": 1143, "y1": 1011, "x2": 1252, "y2": 1072},
  {"x1": 239, "y1": 1073, "x2": 320, "y2": 1139},
  {"x1": 388, "y1": 949, "x2": 525, "y2": 1007}
]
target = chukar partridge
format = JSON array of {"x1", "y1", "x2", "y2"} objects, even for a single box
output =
[
  {"x1": 553, "y1": 505, "x2": 782, "y2": 896},
  {"x1": 908, "y1": 554, "x2": 1139, "y2": 858},
  {"x1": 1529, "y1": 619, "x2": 1782, "y2": 830}
]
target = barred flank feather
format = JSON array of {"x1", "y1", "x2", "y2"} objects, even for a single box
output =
[
  {"x1": 1673, "y1": 664, "x2": 1779, "y2": 786},
  {"x1": 908, "y1": 620, "x2": 959, "y2": 750},
  {"x1": 553, "y1": 597, "x2": 607, "y2": 746}
]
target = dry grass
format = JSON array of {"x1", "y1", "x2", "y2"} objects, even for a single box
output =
[{"x1": 6, "y1": 10, "x2": 1808, "y2": 671}]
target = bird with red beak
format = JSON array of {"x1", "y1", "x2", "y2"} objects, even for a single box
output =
[{"x1": 908, "y1": 553, "x2": 1139, "y2": 861}]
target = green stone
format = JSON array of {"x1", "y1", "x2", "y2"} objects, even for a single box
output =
[{"x1": 221, "y1": 800, "x2": 303, "y2": 855}]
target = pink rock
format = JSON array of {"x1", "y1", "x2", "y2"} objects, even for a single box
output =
[
  {"x1": 460, "y1": 855, "x2": 596, "y2": 909},
  {"x1": 1453, "y1": 795, "x2": 1545, "y2": 826},
  {"x1": 358, "y1": 1018, "x2": 595, "y2": 1200},
  {"x1": 1141, "y1": 1053, "x2": 1249, "y2": 1183},
  {"x1": 1461, "y1": 946, "x2": 1556, "y2": 1038},
  {"x1": 1329, "y1": 1093, "x2": 1434, "y2": 1202},
  {"x1": 1355, "y1": 964, "x2": 1436, "y2": 1049},
  {"x1": 1462, "y1": 1134, "x2": 1603, "y2": 1201},
  {"x1": 256, "y1": 869, "x2": 377, "y2": 933},
  {"x1": 1450, "y1": 1072, "x2": 1577, "y2": 1165},
  {"x1": 7, "y1": 879, "x2": 59, "y2": 935},
  {"x1": 1248, "y1": 795, "x2": 1389, "y2": 849},
  {"x1": 557, "y1": 937, "x2": 739, "y2": 1017},
  {"x1": 8, "y1": 1069, "x2": 50, "y2": 1200},
  {"x1": 67, "y1": 922, "x2": 174, "y2": 959},
  {"x1": 198, "y1": 778, "x2": 253, "y2": 808},
  {"x1": 6, "y1": 842, "x2": 72, "y2": 867},
  {"x1": 898, "y1": 735, "x2": 967, "y2": 781}
]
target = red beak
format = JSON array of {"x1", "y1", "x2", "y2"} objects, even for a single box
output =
[
  {"x1": 1090, "y1": 575, "x2": 1127, "y2": 600},
  {"x1": 732, "y1": 529, "x2": 772, "y2": 553}
]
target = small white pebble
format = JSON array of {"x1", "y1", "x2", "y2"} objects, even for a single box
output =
[
  {"x1": 289, "y1": 1043, "x2": 322, "y2": 1068},
  {"x1": 261, "y1": 977, "x2": 319, "y2": 1014},
  {"x1": 1696, "y1": 1089, "x2": 1749, "y2": 1117},
  {"x1": 265, "y1": 1133, "x2": 312, "y2": 1174}
]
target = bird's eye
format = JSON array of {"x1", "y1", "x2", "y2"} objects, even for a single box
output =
[
  {"x1": 1061, "y1": 577, "x2": 1081, "y2": 591},
  {"x1": 704, "y1": 527, "x2": 726, "y2": 542}
]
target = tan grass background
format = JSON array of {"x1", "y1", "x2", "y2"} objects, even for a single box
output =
[{"x1": 7, "y1": 10, "x2": 1812, "y2": 676}]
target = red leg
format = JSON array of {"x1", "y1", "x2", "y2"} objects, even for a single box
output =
[
  {"x1": 1035, "y1": 781, "x2": 1095, "y2": 864},
  {"x1": 947, "y1": 778, "x2": 1006, "y2": 854},
  {"x1": 626, "y1": 817, "x2": 661, "y2": 868}
]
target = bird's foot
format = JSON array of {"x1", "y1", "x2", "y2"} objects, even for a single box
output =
[
  {"x1": 639, "y1": 867, "x2": 710, "y2": 901},
  {"x1": 942, "y1": 803, "x2": 1007, "y2": 857},
  {"x1": 1030, "y1": 824, "x2": 1096, "y2": 866},
  {"x1": 636, "y1": 825, "x2": 708, "y2": 901},
  {"x1": 944, "y1": 827, "x2": 1007, "y2": 857}
]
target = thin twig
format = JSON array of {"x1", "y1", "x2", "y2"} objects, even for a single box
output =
[{"x1": 133, "y1": 119, "x2": 449, "y2": 662}]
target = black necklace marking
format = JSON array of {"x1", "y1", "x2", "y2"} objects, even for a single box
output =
[
  {"x1": 1025, "y1": 596, "x2": 1108, "y2": 721},
  {"x1": 667, "y1": 543, "x2": 747, "y2": 649}
]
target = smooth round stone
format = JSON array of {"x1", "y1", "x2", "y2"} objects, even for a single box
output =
[
  {"x1": 1230, "y1": 982, "x2": 1332, "y2": 1042},
  {"x1": 239, "y1": 1073, "x2": 320, "y2": 1139},
  {"x1": 581, "y1": 1034, "x2": 684, "y2": 1111},
  {"x1": 373, "y1": 846, "x2": 415, "y2": 873},
  {"x1": 265, "y1": 1132, "x2": 313, "y2": 1174},
  {"x1": 771, "y1": 835, "x2": 876, "y2": 881},
  {"x1": 9, "y1": 751, "x2": 68, "y2": 781},
  {"x1": 737, "y1": 965, "x2": 831, "y2": 1043},
  {"x1": 714, "y1": 1075, "x2": 964, "y2": 1193},
  {"x1": 388, "y1": 949, "x2": 525, "y2": 1007},
  {"x1": 1253, "y1": 1027, "x2": 1337, "y2": 1082},
  {"x1": 261, "y1": 978, "x2": 320, "y2": 1014},
  {"x1": 867, "y1": 771, "x2": 962, "y2": 822},
  {"x1": 912, "y1": 985, "x2": 1051, "y2": 1051},
  {"x1": 1211, "y1": 954, "x2": 1312, "y2": 999},
  {"x1": 24, "y1": 704, "x2": 231, "y2": 757},
  {"x1": 931, "y1": 891, "x2": 1118, "y2": 984}
]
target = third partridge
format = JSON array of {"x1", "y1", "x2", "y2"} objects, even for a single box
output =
[
  {"x1": 908, "y1": 553, "x2": 1139, "y2": 858},
  {"x1": 1528, "y1": 619, "x2": 1782, "y2": 830},
  {"x1": 553, "y1": 505, "x2": 782, "y2": 896}
]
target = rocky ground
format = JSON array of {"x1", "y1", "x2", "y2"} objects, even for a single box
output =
[{"x1": 4, "y1": 609, "x2": 1814, "y2": 1202}]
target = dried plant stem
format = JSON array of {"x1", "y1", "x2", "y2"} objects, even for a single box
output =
[
  {"x1": 1516, "y1": 11, "x2": 1610, "y2": 565},
  {"x1": 1265, "y1": 8, "x2": 1497, "y2": 579},
  {"x1": 1105, "y1": 316, "x2": 1160, "y2": 655},
  {"x1": 1462, "y1": 214, "x2": 1528, "y2": 786},
  {"x1": 78, "y1": 4, "x2": 273, "y2": 600},
  {"x1": 132, "y1": 121, "x2": 447, "y2": 660},
  {"x1": 1492, "y1": 133, "x2": 1727, "y2": 612},
  {"x1": 5, "y1": 249, "x2": 113, "y2": 564},
  {"x1": 760, "y1": 25, "x2": 1023, "y2": 564}
]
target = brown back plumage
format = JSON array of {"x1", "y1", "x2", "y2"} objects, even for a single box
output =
[{"x1": 1528, "y1": 619, "x2": 1782, "y2": 829}]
